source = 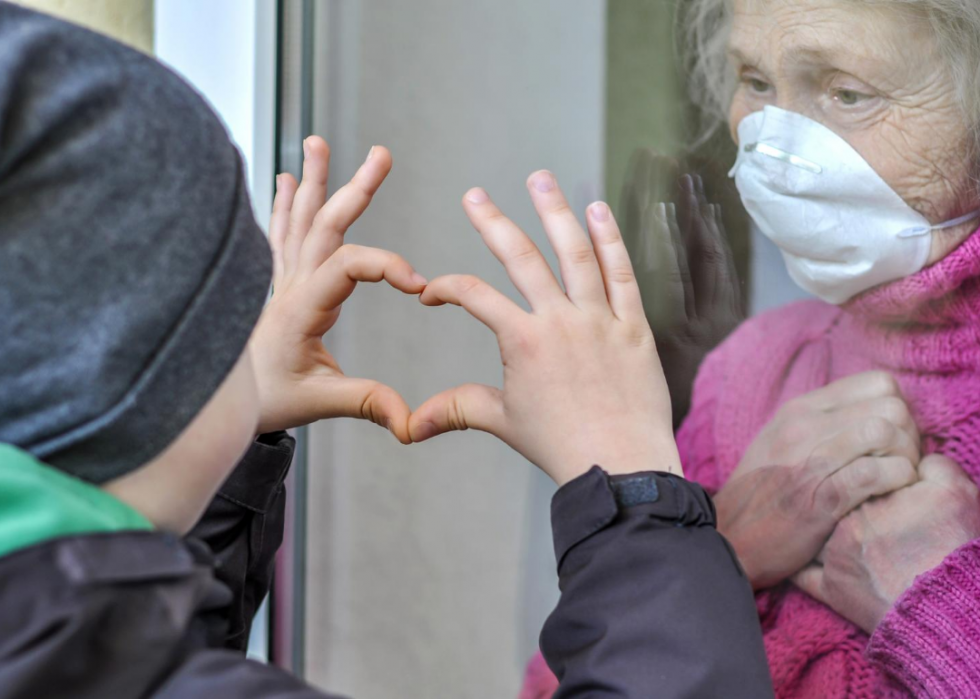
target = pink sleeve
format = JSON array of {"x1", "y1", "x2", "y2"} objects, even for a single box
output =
[
  {"x1": 867, "y1": 539, "x2": 980, "y2": 698},
  {"x1": 518, "y1": 650, "x2": 559, "y2": 699},
  {"x1": 675, "y1": 344, "x2": 727, "y2": 493}
]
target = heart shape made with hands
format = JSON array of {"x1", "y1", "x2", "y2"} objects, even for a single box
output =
[{"x1": 251, "y1": 137, "x2": 681, "y2": 485}]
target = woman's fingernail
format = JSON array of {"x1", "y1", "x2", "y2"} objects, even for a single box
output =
[
  {"x1": 303, "y1": 138, "x2": 310, "y2": 158},
  {"x1": 366, "y1": 146, "x2": 376, "y2": 161},
  {"x1": 411, "y1": 272, "x2": 428, "y2": 286},
  {"x1": 590, "y1": 201, "x2": 610, "y2": 222},
  {"x1": 275, "y1": 174, "x2": 283, "y2": 190},
  {"x1": 531, "y1": 171, "x2": 555, "y2": 193},
  {"x1": 413, "y1": 422, "x2": 438, "y2": 442},
  {"x1": 466, "y1": 187, "x2": 489, "y2": 204}
]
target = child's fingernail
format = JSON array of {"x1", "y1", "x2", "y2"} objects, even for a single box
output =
[
  {"x1": 466, "y1": 187, "x2": 489, "y2": 204},
  {"x1": 590, "y1": 201, "x2": 610, "y2": 222},
  {"x1": 366, "y1": 146, "x2": 376, "y2": 161},
  {"x1": 411, "y1": 272, "x2": 428, "y2": 286},
  {"x1": 413, "y1": 422, "x2": 438, "y2": 442},
  {"x1": 531, "y1": 171, "x2": 555, "y2": 193}
]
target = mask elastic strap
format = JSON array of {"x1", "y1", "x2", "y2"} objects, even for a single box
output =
[
  {"x1": 898, "y1": 208, "x2": 980, "y2": 239},
  {"x1": 934, "y1": 208, "x2": 980, "y2": 231}
]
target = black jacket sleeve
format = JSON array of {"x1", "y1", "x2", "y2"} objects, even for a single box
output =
[
  {"x1": 541, "y1": 467, "x2": 775, "y2": 698},
  {"x1": 187, "y1": 431, "x2": 295, "y2": 651}
]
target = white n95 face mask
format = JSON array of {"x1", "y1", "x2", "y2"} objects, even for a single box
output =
[{"x1": 729, "y1": 106, "x2": 980, "y2": 305}]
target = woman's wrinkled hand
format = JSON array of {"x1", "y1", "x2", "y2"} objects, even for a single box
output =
[
  {"x1": 715, "y1": 372, "x2": 921, "y2": 589},
  {"x1": 407, "y1": 171, "x2": 680, "y2": 486},
  {"x1": 250, "y1": 138, "x2": 426, "y2": 442},
  {"x1": 794, "y1": 455, "x2": 980, "y2": 634}
]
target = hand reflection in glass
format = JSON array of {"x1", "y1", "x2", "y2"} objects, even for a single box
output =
[{"x1": 620, "y1": 151, "x2": 745, "y2": 427}]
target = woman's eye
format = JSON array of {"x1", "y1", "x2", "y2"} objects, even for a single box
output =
[
  {"x1": 747, "y1": 78, "x2": 771, "y2": 94},
  {"x1": 832, "y1": 88, "x2": 870, "y2": 106}
]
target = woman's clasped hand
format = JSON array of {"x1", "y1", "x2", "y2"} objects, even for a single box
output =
[
  {"x1": 716, "y1": 369, "x2": 980, "y2": 636},
  {"x1": 249, "y1": 137, "x2": 682, "y2": 487},
  {"x1": 714, "y1": 372, "x2": 921, "y2": 590},
  {"x1": 794, "y1": 454, "x2": 980, "y2": 633}
]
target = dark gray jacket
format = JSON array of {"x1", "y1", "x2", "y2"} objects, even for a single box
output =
[{"x1": 0, "y1": 434, "x2": 774, "y2": 698}]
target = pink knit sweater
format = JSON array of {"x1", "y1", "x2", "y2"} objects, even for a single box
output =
[{"x1": 520, "y1": 229, "x2": 980, "y2": 699}]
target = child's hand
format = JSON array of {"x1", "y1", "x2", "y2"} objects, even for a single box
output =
[
  {"x1": 250, "y1": 138, "x2": 426, "y2": 443},
  {"x1": 407, "y1": 172, "x2": 680, "y2": 486}
]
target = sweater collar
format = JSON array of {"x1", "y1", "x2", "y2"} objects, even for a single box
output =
[
  {"x1": 838, "y1": 226, "x2": 980, "y2": 373},
  {"x1": 845, "y1": 226, "x2": 980, "y2": 326}
]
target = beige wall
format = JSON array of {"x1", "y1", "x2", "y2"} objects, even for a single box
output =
[{"x1": 11, "y1": 0, "x2": 154, "y2": 53}]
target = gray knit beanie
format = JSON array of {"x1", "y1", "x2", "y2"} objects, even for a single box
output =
[{"x1": 0, "y1": 2, "x2": 272, "y2": 483}]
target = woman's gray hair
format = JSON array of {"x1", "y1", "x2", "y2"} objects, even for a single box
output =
[{"x1": 681, "y1": 0, "x2": 980, "y2": 149}]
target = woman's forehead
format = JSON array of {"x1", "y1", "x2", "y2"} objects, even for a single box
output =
[{"x1": 728, "y1": 0, "x2": 934, "y2": 72}]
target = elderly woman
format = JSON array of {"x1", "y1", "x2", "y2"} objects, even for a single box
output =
[{"x1": 521, "y1": 0, "x2": 980, "y2": 697}]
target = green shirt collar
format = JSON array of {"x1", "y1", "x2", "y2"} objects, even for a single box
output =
[{"x1": 0, "y1": 444, "x2": 152, "y2": 559}]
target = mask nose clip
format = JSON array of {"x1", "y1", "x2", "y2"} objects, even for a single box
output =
[{"x1": 745, "y1": 142, "x2": 823, "y2": 174}]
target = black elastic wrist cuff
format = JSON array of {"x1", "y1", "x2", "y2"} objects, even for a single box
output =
[{"x1": 550, "y1": 466, "x2": 716, "y2": 568}]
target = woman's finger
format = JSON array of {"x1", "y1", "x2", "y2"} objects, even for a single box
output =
[
  {"x1": 298, "y1": 146, "x2": 393, "y2": 278},
  {"x1": 420, "y1": 274, "x2": 527, "y2": 335},
  {"x1": 462, "y1": 187, "x2": 565, "y2": 311},
  {"x1": 808, "y1": 417, "x2": 920, "y2": 476},
  {"x1": 693, "y1": 189, "x2": 741, "y2": 318},
  {"x1": 683, "y1": 175, "x2": 723, "y2": 316},
  {"x1": 308, "y1": 376, "x2": 413, "y2": 444},
  {"x1": 918, "y1": 454, "x2": 972, "y2": 487},
  {"x1": 526, "y1": 171, "x2": 607, "y2": 311},
  {"x1": 585, "y1": 201, "x2": 645, "y2": 322},
  {"x1": 793, "y1": 564, "x2": 826, "y2": 603},
  {"x1": 284, "y1": 136, "x2": 331, "y2": 272},
  {"x1": 831, "y1": 396, "x2": 920, "y2": 451},
  {"x1": 409, "y1": 383, "x2": 506, "y2": 443},
  {"x1": 633, "y1": 203, "x2": 688, "y2": 329},
  {"x1": 664, "y1": 201, "x2": 696, "y2": 321},
  {"x1": 795, "y1": 371, "x2": 904, "y2": 412},
  {"x1": 620, "y1": 160, "x2": 688, "y2": 329},
  {"x1": 270, "y1": 173, "x2": 298, "y2": 287},
  {"x1": 304, "y1": 244, "x2": 427, "y2": 318},
  {"x1": 816, "y1": 456, "x2": 918, "y2": 520}
]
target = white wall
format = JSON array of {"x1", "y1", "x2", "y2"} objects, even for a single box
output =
[
  {"x1": 303, "y1": 2, "x2": 606, "y2": 697},
  {"x1": 154, "y1": 0, "x2": 277, "y2": 225}
]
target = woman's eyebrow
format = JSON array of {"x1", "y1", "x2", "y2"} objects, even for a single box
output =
[
  {"x1": 728, "y1": 39, "x2": 888, "y2": 80},
  {"x1": 786, "y1": 39, "x2": 896, "y2": 71},
  {"x1": 725, "y1": 45, "x2": 754, "y2": 65}
]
